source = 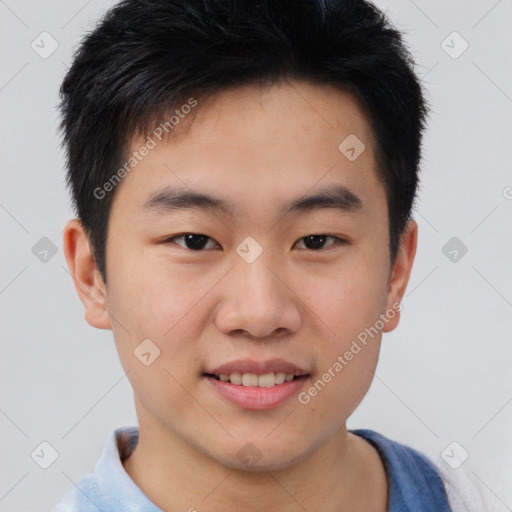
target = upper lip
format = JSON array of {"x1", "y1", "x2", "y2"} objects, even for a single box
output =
[{"x1": 206, "y1": 358, "x2": 309, "y2": 376}]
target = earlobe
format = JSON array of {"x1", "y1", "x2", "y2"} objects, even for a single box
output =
[
  {"x1": 62, "y1": 219, "x2": 112, "y2": 330},
  {"x1": 382, "y1": 220, "x2": 418, "y2": 333}
]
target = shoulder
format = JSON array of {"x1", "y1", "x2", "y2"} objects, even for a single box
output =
[
  {"x1": 352, "y1": 429, "x2": 508, "y2": 512},
  {"x1": 53, "y1": 426, "x2": 139, "y2": 512},
  {"x1": 352, "y1": 429, "x2": 447, "y2": 484},
  {"x1": 53, "y1": 473, "x2": 103, "y2": 512},
  {"x1": 353, "y1": 428, "x2": 450, "y2": 510},
  {"x1": 352, "y1": 429, "x2": 452, "y2": 512}
]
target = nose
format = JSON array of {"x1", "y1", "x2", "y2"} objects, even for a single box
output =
[{"x1": 214, "y1": 255, "x2": 303, "y2": 340}]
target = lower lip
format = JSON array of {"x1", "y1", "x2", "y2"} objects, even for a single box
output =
[{"x1": 206, "y1": 376, "x2": 309, "y2": 410}]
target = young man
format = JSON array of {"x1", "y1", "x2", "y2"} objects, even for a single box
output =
[{"x1": 55, "y1": 0, "x2": 491, "y2": 510}]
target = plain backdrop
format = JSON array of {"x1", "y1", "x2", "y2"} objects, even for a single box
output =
[{"x1": 1, "y1": 0, "x2": 511, "y2": 510}]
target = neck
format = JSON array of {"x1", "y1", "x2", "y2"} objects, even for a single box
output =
[{"x1": 122, "y1": 406, "x2": 387, "y2": 512}]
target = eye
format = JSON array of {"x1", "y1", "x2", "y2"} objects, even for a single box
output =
[
  {"x1": 294, "y1": 234, "x2": 344, "y2": 251},
  {"x1": 165, "y1": 233, "x2": 219, "y2": 251}
]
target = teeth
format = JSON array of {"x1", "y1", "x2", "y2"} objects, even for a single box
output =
[
  {"x1": 258, "y1": 373, "x2": 276, "y2": 388},
  {"x1": 229, "y1": 372, "x2": 242, "y2": 385},
  {"x1": 275, "y1": 372, "x2": 286, "y2": 385},
  {"x1": 242, "y1": 373, "x2": 259, "y2": 387},
  {"x1": 214, "y1": 372, "x2": 298, "y2": 387}
]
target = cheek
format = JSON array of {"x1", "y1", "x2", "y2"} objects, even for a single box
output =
[
  {"x1": 296, "y1": 259, "x2": 388, "y2": 340},
  {"x1": 300, "y1": 330, "x2": 381, "y2": 427},
  {"x1": 107, "y1": 268, "x2": 204, "y2": 420},
  {"x1": 106, "y1": 254, "x2": 225, "y2": 398},
  {"x1": 292, "y1": 254, "x2": 387, "y2": 406},
  {"x1": 326, "y1": 348, "x2": 379, "y2": 415},
  {"x1": 107, "y1": 247, "x2": 215, "y2": 335}
]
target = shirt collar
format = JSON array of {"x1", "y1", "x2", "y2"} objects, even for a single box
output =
[{"x1": 94, "y1": 425, "x2": 162, "y2": 511}]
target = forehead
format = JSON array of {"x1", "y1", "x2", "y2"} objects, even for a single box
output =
[{"x1": 111, "y1": 79, "x2": 383, "y2": 219}]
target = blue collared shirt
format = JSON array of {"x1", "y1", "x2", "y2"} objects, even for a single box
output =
[{"x1": 54, "y1": 426, "x2": 452, "y2": 511}]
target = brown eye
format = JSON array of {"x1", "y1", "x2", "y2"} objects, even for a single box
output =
[
  {"x1": 295, "y1": 235, "x2": 342, "y2": 250},
  {"x1": 167, "y1": 234, "x2": 219, "y2": 250}
]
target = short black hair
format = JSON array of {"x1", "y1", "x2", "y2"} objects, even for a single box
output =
[{"x1": 58, "y1": 0, "x2": 428, "y2": 284}]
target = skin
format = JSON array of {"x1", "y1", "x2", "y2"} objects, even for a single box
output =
[{"x1": 63, "y1": 79, "x2": 418, "y2": 511}]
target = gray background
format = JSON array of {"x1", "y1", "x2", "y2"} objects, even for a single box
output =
[{"x1": 1, "y1": 0, "x2": 511, "y2": 510}]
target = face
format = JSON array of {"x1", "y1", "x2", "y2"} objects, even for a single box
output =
[{"x1": 66, "y1": 79, "x2": 416, "y2": 472}]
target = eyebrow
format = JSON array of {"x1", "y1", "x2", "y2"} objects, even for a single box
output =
[
  {"x1": 142, "y1": 186, "x2": 234, "y2": 217},
  {"x1": 141, "y1": 184, "x2": 363, "y2": 218},
  {"x1": 286, "y1": 185, "x2": 363, "y2": 215}
]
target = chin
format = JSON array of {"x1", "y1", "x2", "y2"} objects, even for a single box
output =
[{"x1": 203, "y1": 437, "x2": 318, "y2": 473}]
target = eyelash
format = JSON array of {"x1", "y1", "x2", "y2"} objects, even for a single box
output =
[{"x1": 163, "y1": 233, "x2": 347, "y2": 252}]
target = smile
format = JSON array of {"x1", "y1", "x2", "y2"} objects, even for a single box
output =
[
  {"x1": 204, "y1": 360, "x2": 310, "y2": 410},
  {"x1": 208, "y1": 372, "x2": 300, "y2": 387}
]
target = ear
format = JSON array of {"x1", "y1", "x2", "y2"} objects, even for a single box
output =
[
  {"x1": 382, "y1": 219, "x2": 418, "y2": 333},
  {"x1": 62, "y1": 219, "x2": 112, "y2": 330}
]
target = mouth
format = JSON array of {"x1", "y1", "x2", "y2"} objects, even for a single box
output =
[
  {"x1": 203, "y1": 359, "x2": 310, "y2": 410},
  {"x1": 205, "y1": 372, "x2": 307, "y2": 387}
]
